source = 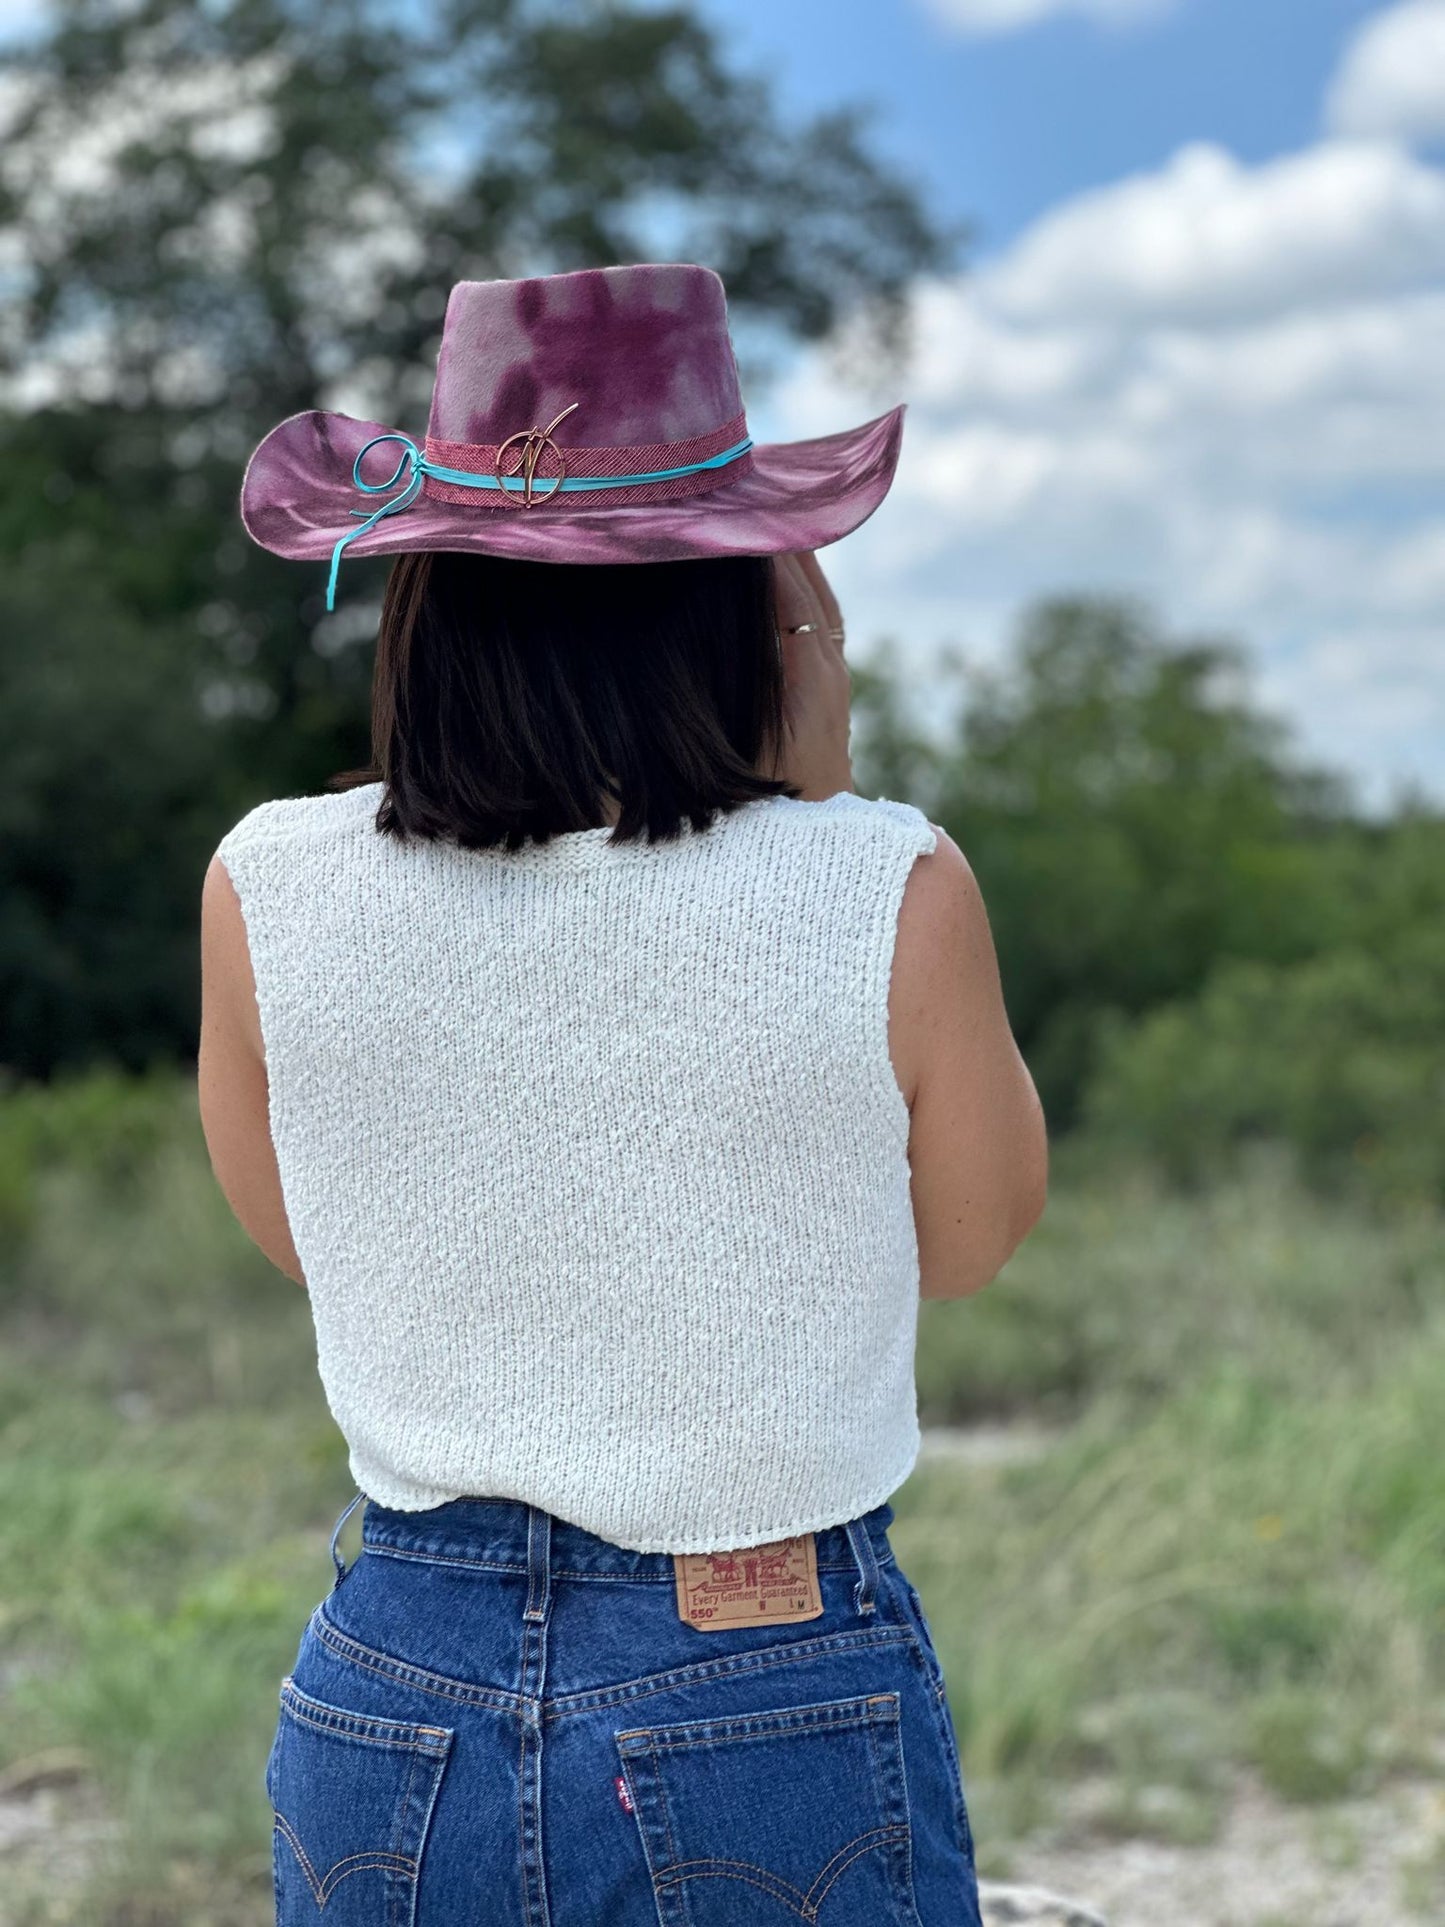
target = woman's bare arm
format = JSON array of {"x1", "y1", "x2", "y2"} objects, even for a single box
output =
[
  {"x1": 197, "y1": 854, "x2": 307, "y2": 1287},
  {"x1": 890, "y1": 828, "x2": 1048, "y2": 1298}
]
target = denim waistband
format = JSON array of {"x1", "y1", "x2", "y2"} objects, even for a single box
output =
[{"x1": 329, "y1": 1491, "x2": 898, "y2": 1621}]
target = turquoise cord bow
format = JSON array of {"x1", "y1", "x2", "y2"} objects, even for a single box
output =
[{"x1": 325, "y1": 429, "x2": 755, "y2": 611}]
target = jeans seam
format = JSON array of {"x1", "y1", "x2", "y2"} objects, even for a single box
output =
[
  {"x1": 618, "y1": 1694, "x2": 901, "y2": 1750},
  {"x1": 314, "y1": 1610, "x2": 528, "y2": 1713},
  {"x1": 314, "y1": 1600, "x2": 915, "y2": 1716},
  {"x1": 547, "y1": 1628, "x2": 916, "y2": 1720},
  {"x1": 281, "y1": 1679, "x2": 452, "y2": 1749},
  {"x1": 359, "y1": 1542, "x2": 892, "y2": 1581},
  {"x1": 894, "y1": 1578, "x2": 974, "y2": 1865}
]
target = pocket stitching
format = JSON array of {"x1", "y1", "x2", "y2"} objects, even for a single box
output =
[
  {"x1": 654, "y1": 1861, "x2": 811, "y2": 1915},
  {"x1": 280, "y1": 1675, "x2": 452, "y2": 1750},
  {"x1": 617, "y1": 1691, "x2": 900, "y2": 1753},
  {"x1": 281, "y1": 1701, "x2": 449, "y2": 1754},
  {"x1": 269, "y1": 1681, "x2": 455, "y2": 1922},
  {"x1": 392, "y1": 1745, "x2": 421, "y2": 1927},
  {"x1": 273, "y1": 1812, "x2": 417, "y2": 1905},
  {"x1": 616, "y1": 1755, "x2": 662, "y2": 1900},
  {"x1": 862, "y1": 1684, "x2": 922, "y2": 1922},
  {"x1": 659, "y1": 1831, "x2": 903, "y2": 1884},
  {"x1": 617, "y1": 1693, "x2": 921, "y2": 1925},
  {"x1": 808, "y1": 1823, "x2": 913, "y2": 1913},
  {"x1": 649, "y1": 1737, "x2": 681, "y2": 1878},
  {"x1": 573, "y1": 1633, "x2": 916, "y2": 1723}
]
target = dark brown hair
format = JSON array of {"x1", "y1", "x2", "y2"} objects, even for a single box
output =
[{"x1": 327, "y1": 549, "x2": 799, "y2": 850}]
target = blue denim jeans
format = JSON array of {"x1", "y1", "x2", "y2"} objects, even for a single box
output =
[{"x1": 264, "y1": 1490, "x2": 982, "y2": 1925}]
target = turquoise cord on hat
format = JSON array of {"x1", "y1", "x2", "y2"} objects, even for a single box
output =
[{"x1": 325, "y1": 430, "x2": 755, "y2": 611}]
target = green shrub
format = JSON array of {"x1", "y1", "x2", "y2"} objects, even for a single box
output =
[
  {"x1": 1081, "y1": 933, "x2": 1445, "y2": 1206},
  {"x1": 0, "y1": 1061, "x2": 193, "y2": 1270}
]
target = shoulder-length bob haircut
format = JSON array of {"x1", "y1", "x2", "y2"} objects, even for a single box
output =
[{"x1": 327, "y1": 549, "x2": 801, "y2": 850}]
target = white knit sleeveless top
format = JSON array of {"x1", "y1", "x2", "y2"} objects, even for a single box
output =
[{"x1": 215, "y1": 782, "x2": 937, "y2": 1553}]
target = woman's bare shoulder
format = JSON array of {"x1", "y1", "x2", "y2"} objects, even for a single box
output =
[
  {"x1": 896, "y1": 824, "x2": 989, "y2": 961},
  {"x1": 888, "y1": 825, "x2": 997, "y2": 1109}
]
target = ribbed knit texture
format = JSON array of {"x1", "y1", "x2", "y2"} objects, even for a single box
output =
[{"x1": 215, "y1": 782, "x2": 937, "y2": 1553}]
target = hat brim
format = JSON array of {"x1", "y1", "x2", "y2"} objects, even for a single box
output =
[{"x1": 240, "y1": 403, "x2": 906, "y2": 572}]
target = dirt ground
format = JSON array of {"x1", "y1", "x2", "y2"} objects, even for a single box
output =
[{"x1": 990, "y1": 1768, "x2": 1445, "y2": 1927}]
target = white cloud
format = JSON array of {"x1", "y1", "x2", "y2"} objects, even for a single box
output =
[
  {"x1": 986, "y1": 140, "x2": 1445, "y2": 324},
  {"x1": 1326, "y1": 0, "x2": 1445, "y2": 143},
  {"x1": 920, "y1": 0, "x2": 1176, "y2": 34},
  {"x1": 758, "y1": 129, "x2": 1445, "y2": 808}
]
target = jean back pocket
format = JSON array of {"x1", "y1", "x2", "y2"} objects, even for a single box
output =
[
  {"x1": 615, "y1": 1690, "x2": 923, "y2": 1925},
  {"x1": 267, "y1": 1675, "x2": 454, "y2": 1924}
]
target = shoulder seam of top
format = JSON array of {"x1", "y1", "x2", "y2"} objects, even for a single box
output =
[
  {"x1": 843, "y1": 793, "x2": 938, "y2": 856},
  {"x1": 216, "y1": 790, "x2": 374, "y2": 855}
]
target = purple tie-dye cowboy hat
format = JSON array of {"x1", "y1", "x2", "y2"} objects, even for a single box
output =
[{"x1": 240, "y1": 261, "x2": 906, "y2": 610}]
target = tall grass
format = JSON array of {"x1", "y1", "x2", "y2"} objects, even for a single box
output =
[{"x1": 1, "y1": 1071, "x2": 1441, "y2": 1921}]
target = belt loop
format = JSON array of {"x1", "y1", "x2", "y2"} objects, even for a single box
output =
[
  {"x1": 843, "y1": 1516, "x2": 879, "y2": 1617},
  {"x1": 329, "y1": 1487, "x2": 366, "y2": 1590},
  {"x1": 523, "y1": 1503, "x2": 552, "y2": 1623}
]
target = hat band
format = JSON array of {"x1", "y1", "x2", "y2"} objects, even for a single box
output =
[
  {"x1": 325, "y1": 409, "x2": 754, "y2": 610},
  {"x1": 423, "y1": 408, "x2": 753, "y2": 506}
]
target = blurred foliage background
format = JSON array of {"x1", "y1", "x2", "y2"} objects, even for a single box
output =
[{"x1": 1, "y1": 1, "x2": 1442, "y2": 1923}]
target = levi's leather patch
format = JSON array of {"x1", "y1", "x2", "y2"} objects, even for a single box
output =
[{"x1": 673, "y1": 1532, "x2": 824, "y2": 1630}]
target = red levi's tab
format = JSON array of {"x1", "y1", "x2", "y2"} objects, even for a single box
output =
[{"x1": 672, "y1": 1533, "x2": 824, "y2": 1630}]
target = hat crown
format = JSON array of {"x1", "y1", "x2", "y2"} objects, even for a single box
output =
[{"x1": 426, "y1": 264, "x2": 745, "y2": 450}]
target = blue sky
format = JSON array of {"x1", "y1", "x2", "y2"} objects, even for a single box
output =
[
  {"x1": 696, "y1": 0, "x2": 1394, "y2": 247},
  {"x1": 693, "y1": 0, "x2": 1445, "y2": 810}
]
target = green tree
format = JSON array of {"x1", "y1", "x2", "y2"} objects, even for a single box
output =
[
  {"x1": 929, "y1": 596, "x2": 1352, "y2": 1127},
  {"x1": 849, "y1": 633, "x2": 954, "y2": 812},
  {"x1": 1083, "y1": 807, "x2": 1445, "y2": 1206},
  {"x1": 0, "y1": 0, "x2": 956, "y2": 1076}
]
